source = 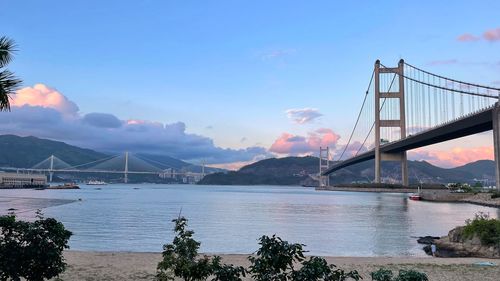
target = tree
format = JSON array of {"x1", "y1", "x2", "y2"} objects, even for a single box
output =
[
  {"x1": 248, "y1": 235, "x2": 305, "y2": 281},
  {"x1": 157, "y1": 216, "x2": 214, "y2": 281},
  {"x1": 0, "y1": 36, "x2": 22, "y2": 111},
  {"x1": 0, "y1": 211, "x2": 72, "y2": 281}
]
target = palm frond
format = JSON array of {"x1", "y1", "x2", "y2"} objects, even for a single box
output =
[
  {"x1": 0, "y1": 70, "x2": 22, "y2": 111},
  {"x1": 0, "y1": 36, "x2": 17, "y2": 68}
]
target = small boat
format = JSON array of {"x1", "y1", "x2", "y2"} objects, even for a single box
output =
[
  {"x1": 409, "y1": 194, "x2": 421, "y2": 200},
  {"x1": 87, "y1": 180, "x2": 107, "y2": 185},
  {"x1": 409, "y1": 184, "x2": 422, "y2": 201}
]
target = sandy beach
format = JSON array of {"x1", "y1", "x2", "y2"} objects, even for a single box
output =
[{"x1": 55, "y1": 251, "x2": 500, "y2": 281}]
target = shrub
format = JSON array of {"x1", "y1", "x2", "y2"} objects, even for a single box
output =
[
  {"x1": 211, "y1": 256, "x2": 246, "y2": 281},
  {"x1": 491, "y1": 191, "x2": 500, "y2": 199},
  {"x1": 393, "y1": 269, "x2": 428, "y2": 281},
  {"x1": 157, "y1": 217, "x2": 214, "y2": 281},
  {"x1": 371, "y1": 268, "x2": 427, "y2": 281},
  {"x1": 293, "y1": 256, "x2": 361, "y2": 281},
  {"x1": 248, "y1": 235, "x2": 305, "y2": 281},
  {"x1": 158, "y1": 217, "x2": 362, "y2": 281},
  {"x1": 463, "y1": 212, "x2": 500, "y2": 246},
  {"x1": 371, "y1": 268, "x2": 393, "y2": 281},
  {"x1": 0, "y1": 211, "x2": 72, "y2": 281}
]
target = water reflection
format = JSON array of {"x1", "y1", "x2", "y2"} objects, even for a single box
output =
[{"x1": 0, "y1": 185, "x2": 497, "y2": 256}]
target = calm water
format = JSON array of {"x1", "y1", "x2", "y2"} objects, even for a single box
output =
[{"x1": 1, "y1": 184, "x2": 499, "y2": 256}]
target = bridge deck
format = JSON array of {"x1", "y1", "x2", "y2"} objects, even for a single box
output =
[{"x1": 323, "y1": 107, "x2": 494, "y2": 175}]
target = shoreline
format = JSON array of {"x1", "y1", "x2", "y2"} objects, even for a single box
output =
[
  {"x1": 57, "y1": 251, "x2": 499, "y2": 281},
  {"x1": 317, "y1": 186, "x2": 500, "y2": 208}
]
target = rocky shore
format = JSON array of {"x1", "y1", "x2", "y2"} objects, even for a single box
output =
[{"x1": 418, "y1": 227, "x2": 499, "y2": 259}]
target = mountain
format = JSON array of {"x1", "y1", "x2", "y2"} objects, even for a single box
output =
[
  {"x1": 198, "y1": 156, "x2": 496, "y2": 186},
  {"x1": 0, "y1": 134, "x2": 222, "y2": 176},
  {"x1": 0, "y1": 134, "x2": 107, "y2": 167}
]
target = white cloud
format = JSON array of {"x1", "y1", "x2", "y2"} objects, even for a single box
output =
[{"x1": 286, "y1": 108, "x2": 323, "y2": 124}]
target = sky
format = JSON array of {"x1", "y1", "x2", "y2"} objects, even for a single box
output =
[{"x1": 1, "y1": 0, "x2": 500, "y2": 169}]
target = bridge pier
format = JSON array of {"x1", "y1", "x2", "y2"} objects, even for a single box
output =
[{"x1": 493, "y1": 103, "x2": 500, "y2": 190}]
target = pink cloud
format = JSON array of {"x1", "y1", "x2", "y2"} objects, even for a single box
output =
[
  {"x1": 483, "y1": 28, "x2": 500, "y2": 42},
  {"x1": 269, "y1": 128, "x2": 340, "y2": 155},
  {"x1": 12, "y1": 84, "x2": 79, "y2": 116},
  {"x1": 409, "y1": 146, "x2": 493, "y2": 168},
  {"x1": 457, "y1": 33, "x2": 479, "y2": 42},
  {"x1": 2, "y1": 84, "x2": 273, "y2": 164}
]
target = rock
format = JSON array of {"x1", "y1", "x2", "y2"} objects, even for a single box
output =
[
  {"x1": 433, "y1": 226, "x2": 500, "y2": 258},
  {"x1": 448, "y1": 226, "x2": 464, "y2": 243},
  {"x1": 417, "y1": 236, "x2": 440, "y2": 245}
]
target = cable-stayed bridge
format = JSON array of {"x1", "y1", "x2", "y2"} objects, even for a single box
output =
[
  {"x1": 0, "y1": 152, "x2": 206, "y2": 183},
  {"x1": 321, "y1": 59, "x2": 500, "y2": 189}
]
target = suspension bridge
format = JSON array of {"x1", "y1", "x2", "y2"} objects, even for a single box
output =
[
  {"x1": 321, "y1": 59, "x2": 500, "y2": 189},
  {"x1": 0, "y1": 152, "x2": 206, "y2": 183}
]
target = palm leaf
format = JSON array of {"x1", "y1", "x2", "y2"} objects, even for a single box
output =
[
  {"x1": 0, "y1": 70, "x2": 22, "y2": 111},
  {"x1": 0, "y1": 36, "x2": 17, "y2": 68}
]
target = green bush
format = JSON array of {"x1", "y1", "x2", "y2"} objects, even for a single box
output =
[
  {"x1": 248, "y1": 235, "x2": 305, "y2": 281},
  {"x1": 158, "y1": 217, "x2": 361, "y2": 281},
  {"x1": 371, "y1": 268, "x2": 427, "y2": 281},
  {"x1": 463, "y1": 212, "x2": 500, "y2": 246},
  {"x1": 393, "y1": 270, "x2": 428, "y2": 281},
  {"x1": 491, "y1": 191, "x2": 500, "y2": 199},
  {"x1": 0, "y1": 211, "x2": 72, "y2": 281},
  {"x1": 371, "y1": 268, "x2": 393, "y2": 281}
]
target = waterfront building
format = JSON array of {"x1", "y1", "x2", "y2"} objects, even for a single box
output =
[{"x1": 0, "y1": 172, "x2": 47, "y2": 188}]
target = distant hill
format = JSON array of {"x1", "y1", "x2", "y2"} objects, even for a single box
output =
[
  {"x1": 0, "y1": 134, "x2": 222, "y2": 174},
  {"x1": 0, "y1": 134, "x2": 107, "y2": 167},
  {"x1": 199, "y1": 156, "x2": 496, "y2": 186}
]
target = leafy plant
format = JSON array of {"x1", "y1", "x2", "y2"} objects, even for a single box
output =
[
  {"x1": 371, "y1": 268, "x2": 427, "y2": 281},
  {"x1": 248, "y1": 234, "x2": 305, "y2": 281},
  {"x1": 293, "y1": 256, "x2": 361, "y2": 281},
  {"x1": 0, "y1": 211, "x2": 72, "y2": 281},
  {"x1": 463, "y1": 212, "x2": 500, "y2": 246},
  {"x1": 210, "y1": 256, "x2": 246, "y2": 281},
  {"x1": 0, "y1": 36, "x2": 22, "y2": 111},
  {"x1": 370, "y1": 268, "x2": 393, "y2": 281},
  {"x1": 157, "y1": 217, "x2": 214, "y2": 281},
  {"x1": 393, "y1": 270, "x2": 428, "y2": 281}
]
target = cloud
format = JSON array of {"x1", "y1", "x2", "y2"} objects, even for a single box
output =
[
  {"x1": 260, "y1": 49, "x2": 296, "y2": 60},
  {"x1": 83, "y1": 113, "x2": 122, "y2": 128},
  {"x1": 409, "y1": 146, "x2": 493, "y2": 168},
  {"x1": 427, "y1": 59, "x2": 458, "y2": 66},
  {"x1": 457, "y1": 28, "x2": 500, "y2": 42},
  {"x1": 457, "y1": 33, "x2": 479, "y2": 42},
  {"x1": 1, "y1": 84, "x2": 272, "y2": 164},
  {"x1": 286, "y1": 108, "x2": 323, "y2": 124},
  {"x1": 483, "y1": 28, "x2": 500, "y2": 42},
  {"x1": 269, "y1": 128, "x2": 340, "y2": 155},
  {"x1": 11, "y1": 84, "x2": 79, "y2": 117}
]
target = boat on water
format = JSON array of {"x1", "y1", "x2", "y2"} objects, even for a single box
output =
[
  {"x1": 409, "y1": 184, "x2": 422, "y2": 201},
  {"x1": 47, "y1": 183, "x2": 80, "y2": 189},
  {"x1": 87, "y1": 180, "x2": 107, "y2": 185}
]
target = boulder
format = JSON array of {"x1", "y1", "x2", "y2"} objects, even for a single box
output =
[{"x1": 433, "y1": 226, "x2": 500, "y2": 258}]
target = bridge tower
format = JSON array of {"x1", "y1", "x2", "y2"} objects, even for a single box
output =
[
  {"x1": 48, "y1": 155, "x2": 54, "y2": 182},
  {"x1": 319, "y1": 147, "x2": 330, "y2": 187},
  {"x1": 124, "y1": 151, "x2": 129, "y2": 183},
  {"x1": 493, "y1": 102, "x2": 500, "y2": 190},
  {"x1": 374, "y1": 59, "x2": 409, "y2": 186}
]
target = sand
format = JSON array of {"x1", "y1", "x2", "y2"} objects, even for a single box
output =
[{"x1": 54, "y1": 251, "x2": 500, "y2": 281}]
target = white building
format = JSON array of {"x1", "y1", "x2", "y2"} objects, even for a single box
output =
[{"x1": 0, "y1": 172, "x2": 47, "y2": 188}]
